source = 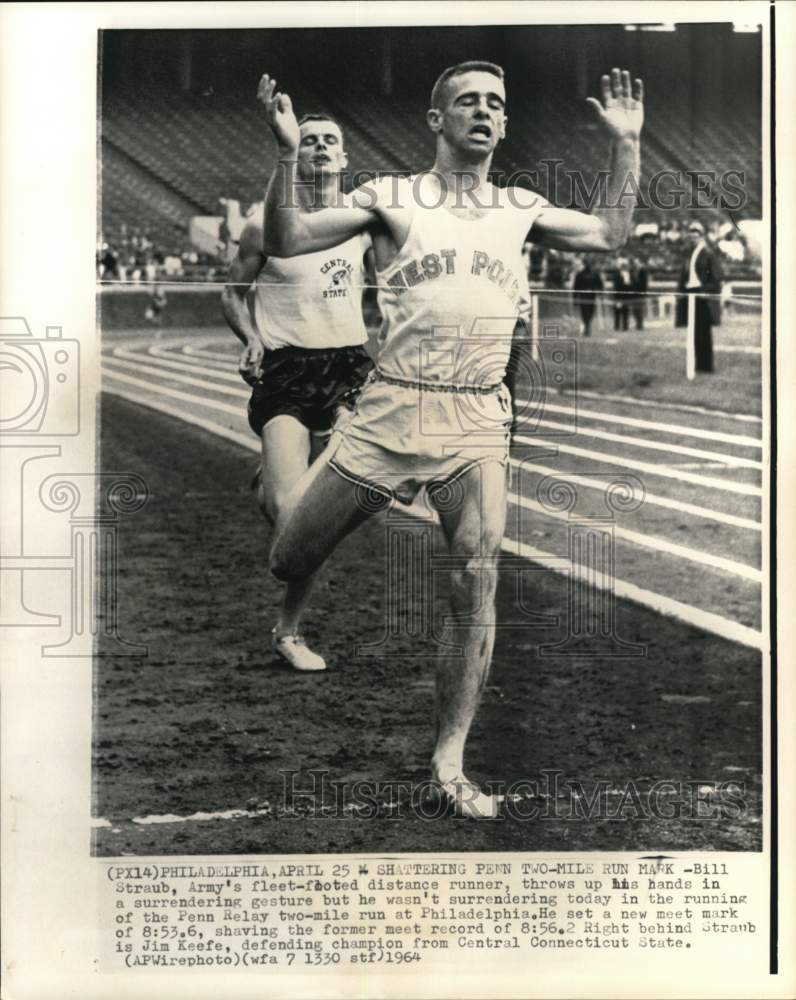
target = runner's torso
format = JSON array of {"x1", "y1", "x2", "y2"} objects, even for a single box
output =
[
  {"x1": 253, "y1": 215, "x2": 369, "y2": 351},
  {"x1": 373, "y1": 175, "x2": 544, "y2": 387}
]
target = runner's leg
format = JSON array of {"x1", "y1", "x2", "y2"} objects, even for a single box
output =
[
  {"x1": 270, "y1": 458, "x2": 377, "y2": 583},
  {"x1": 429, "y1": 460, "x2": 507, "y2": 792},
  {"x1": 258, "y1": 414, "x2": 318, "y2": 636}
]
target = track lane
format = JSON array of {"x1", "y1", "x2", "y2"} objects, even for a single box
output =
[{"x1": 101, "y1": 329, "x2": 765, "y2": 647}]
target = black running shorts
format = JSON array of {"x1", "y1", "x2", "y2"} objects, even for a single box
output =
[{"x1": 247, "y1": 344, "x2": 374, "y2": 436}]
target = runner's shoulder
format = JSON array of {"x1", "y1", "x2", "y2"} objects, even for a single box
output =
[
  {"x1": 495, "y1": 182, "x2": 549, "y2": 213},
  {"x1": 350, "y1": 174, "x2": 415, "y2": 215}
]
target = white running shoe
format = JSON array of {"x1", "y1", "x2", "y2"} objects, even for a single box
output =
[
  {"x1": 272, "y1": 628, "x2": 327, "y2": 672},
  {"x1": 425, "y1": 774, "x2": 499, "y2": 820}
]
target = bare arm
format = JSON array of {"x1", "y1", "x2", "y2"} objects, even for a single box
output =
[
  {"x1": 220, "y1": 224, "x2": 267, "y2": 384},
  {"x1": 257, "y1": 74, "x2": 376, "y2": 256},
  {"x1": 531, "y1": 69, "x2": 643, "y2": 253},
  {"x1": 360, "y1": 245, "x2": 381, "y2": 335}
]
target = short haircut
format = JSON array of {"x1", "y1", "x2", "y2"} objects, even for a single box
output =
[
  {"x1": 430, "y1": 61, "x2": 505, "y2": 110},
  {"x1": 298, "y1": 113, "x2": 343, "y2": 133}
]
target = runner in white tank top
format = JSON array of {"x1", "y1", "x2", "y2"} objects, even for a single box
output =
[
  {"x1": 222, "y1": 115, "x2": 374, "y2": 673},
  {"x1": 374, "y1": 173, "x2": 537, "y2": 387},
  {"x1": 259, "y1": 64, "x2": 644, "y2": 815},
  {"x1": 324, "y1": 172, "x2": 546, "y2": 506},
  {"x1": 253, "y1": 222, "x2": 369, "y2": 352}
]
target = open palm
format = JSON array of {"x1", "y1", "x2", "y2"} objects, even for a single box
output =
[
  {"x1": 257, "y1": 73, "x2": 300, "y2": 152},
  {"x1": 586, "y1": 68, "x2": 644, "y2": 139}
]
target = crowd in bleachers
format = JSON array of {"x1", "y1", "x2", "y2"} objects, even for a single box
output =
[
  {"x1": 98, "y1": 207, "x2": 761, "y2": 289},
  {"x1": 96, "y1": 223, "x2": 224, "y2": 284},
  {"x1": 99, "y1": 74, "x2": 762, "y2": 290}
]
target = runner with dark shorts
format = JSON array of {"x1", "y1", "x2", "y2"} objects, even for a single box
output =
[
  {"x1": 222, "y1": 114, "x2": 373, "y2": 672},
  {"x1": 247, "y1": 344, "x2": 371, "y2": 439}
]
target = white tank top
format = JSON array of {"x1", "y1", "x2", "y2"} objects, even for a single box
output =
[
  {"x1": 253, "y1": 224, "x2": 369, "y2": 351},
  {"x1": 374, "y1": 175, "x2": 546, "y2": 387}
]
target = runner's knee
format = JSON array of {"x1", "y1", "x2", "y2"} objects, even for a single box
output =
[
  {"x1": 449, "y1": 543, "x2": 501, "y2": 606},
  {"x1": 258, "y1": 484, "x2": 292, "y2": 526},
  {"x1": 269, "y1": 535, "x2": 293, "y2": 582},
  {"x1": 269, "y1": 530, "x2": 311, "y2": 582}
]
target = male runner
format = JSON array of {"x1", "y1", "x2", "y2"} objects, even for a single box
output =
[
  {"x1": 257, "y1": 63, "x2": 643, "y2": 813},
  {"x1": 221, "y1": 114, "x2": 373, "y2": 672}
]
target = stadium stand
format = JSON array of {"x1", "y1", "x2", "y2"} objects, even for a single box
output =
[{"x1": 98, "y1": 25, "x2": 762, "y2": 283}]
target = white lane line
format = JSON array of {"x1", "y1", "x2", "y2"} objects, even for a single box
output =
[
  {"x1": 515, "y1": 397, "x2": 762, "y2": 448},
  {"x1": 593, "y1": 340, "x2": 761, "y2": 355},
  {"x1": 101, "y1": 384, "x2": 764, "y2": 650},
  {"x1": 507, "y1": 491, "x2": 761, "y2": 582},
  {"x1": 509, "y1": 460, "x2": 760, "y2": 530},
  {"x1": 111, "y1": 345, "x2": 243, "y2": 383},
  {"x1": 513, "y1": 435, "x2": 762, "y2": 497},
  {"x1": 571, "y1": 361, "x2": 760, "y2": 387},
  {"x1": 103, "y1": 363, "x2": 761, "y2": 509},
  {"x1": 668, "y1": 461, "x2": 737, "y2": 470},
  {"x1": 116, "y1": 343, "x2": 763, "y2": 467},
  {"x1": 91, "y1": 807, "x2": 273, "y2": 829},
  {"x1": 164, "y1": 346, "x2": 239, "y2": 369},
  {"x1": 501, "y1": 536, "x2": 764, "y2": 651},
  {"x1": 523, "y1": 418, "x2": 762, "y2": 469},
  {"x1": 104, "y1": 356, "x2": 248, "y2": 399},
  {"x1": 102, "y1": 368, "x2": 246, "y2": 418},
  {"x1": 184, "y1": 345, "x2": 238, "y2": 364},
  {"x1": 560, "y1": 389, "x2": 763, "y2": 424},
  {"x1": 133, "y1": 807, "x2": 272, "y2": 826},
  {"x1": 150, "y1": 344, "x2": 235, "y2": 368},
  {"x1": 102, "y1": 382, "x2": 255, "y2": 448}
]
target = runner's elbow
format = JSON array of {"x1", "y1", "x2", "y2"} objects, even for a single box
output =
[{"x1": 263, "y1": 230, "x2": 301, "y2": 257}]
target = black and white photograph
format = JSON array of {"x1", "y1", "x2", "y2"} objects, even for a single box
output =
[
  {"x1": 1, "y1": 3, "x2": 794, "y2": 998},
  {"x1": 95, "y1": 16, "x2": 764, "y2": 855}
]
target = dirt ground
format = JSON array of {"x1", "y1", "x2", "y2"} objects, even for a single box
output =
[{"x1": 93, "y1": 394, "x2": 762, "y2": 856}]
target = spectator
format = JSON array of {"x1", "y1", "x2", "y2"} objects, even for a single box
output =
[
  {"x1": 544, "y1": 249, "x2": 566, "y2": 320},
  {"x1": 676, "y1": 220, "x2": 723, "y2": 373},
  {"x1": 145, "y1": 286, "x2": 168, "y2": 327},
  {"x1": 163, "y1": 252, "x2": 184, "y2": 278},
  {"x1": 101, "y1": 243, "x2": 119, "y2": 281},
  {"x1": 572, "y1": 256, "x2": 603, "y2": 337},
  {"x1": 629, "y1": 257, "x2": 649, "y2": 331},
  {"x1": 611, "y1": 257, "x2": 631, "y2": 331}
]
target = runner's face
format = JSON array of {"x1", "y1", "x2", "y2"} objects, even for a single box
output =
[
  {"x1": 434, "y1": 71, "x2": 507, "y2": 160},
  {"x1": 296, "y1": 121, "x2": 347, "y2": 181}
]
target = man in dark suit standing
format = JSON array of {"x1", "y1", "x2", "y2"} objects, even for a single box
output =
[
  {"x1": 611, "y1": 257, "x2": 631, "y2": 331},
  {"x1": 629, "y1": 256, "x2": 648, "y2": 331},
  {"x1": 572, "y1": 256, "x2": 603, "y2": 337},
  {"x1": 677, "y1": 220, "x2": 722, "y2": 373}
]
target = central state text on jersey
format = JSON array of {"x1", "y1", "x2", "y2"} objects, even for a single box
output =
[
  {"x1": 321, "y1": 257, "x2": 355, "y2": 298},
  {"x1": 385, "y1": 248, "x2": 523, "y2": 308}
]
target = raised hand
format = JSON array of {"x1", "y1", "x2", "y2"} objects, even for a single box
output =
[
  {"x1": 586, "y1": 68, "x2": 644, "y2": 140},
  {"x1": 239, "y1": 338, "x2": 265, "y2": 386},
  {"x1": 257, "y1": 73, "x2": 300, "y2": 153}
]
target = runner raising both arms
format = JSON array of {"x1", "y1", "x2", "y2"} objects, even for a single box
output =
[{"x1": 257, "y1": 64, "x2": 643, "y2": 813}]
